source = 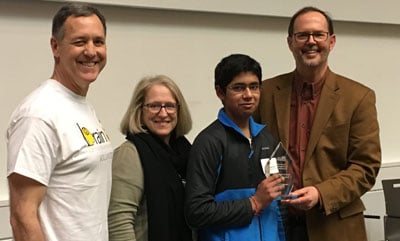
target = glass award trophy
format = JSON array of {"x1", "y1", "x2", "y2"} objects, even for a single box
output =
[{"x1": 263, "y1": 142, "x2": 294, "y2": 199}]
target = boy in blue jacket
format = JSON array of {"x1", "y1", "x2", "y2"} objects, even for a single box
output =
[{"x1": 185, "y1": 54, "x2": 286, "y2": 241}]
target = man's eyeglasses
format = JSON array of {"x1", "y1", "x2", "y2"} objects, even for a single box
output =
[
  {"x1": 227, "y1": 83, "x2": 260, "y2": 93},
  {"x1": 142, "y1": 102, "x2": 179, "y2": 114},
  {"x1": 293, "y1": 31, "x2": 329, "y2": 42}
]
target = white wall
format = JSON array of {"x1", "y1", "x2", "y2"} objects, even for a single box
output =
[
  {"x1": 1, "y1": 0, "x2": 399, "y2": 211},
  {"x1": 47, "y1": 0, "x2": 400, "y2": 25},
  {"x1": 0, "y1": 200, "x2": 12, "y2": 240}
]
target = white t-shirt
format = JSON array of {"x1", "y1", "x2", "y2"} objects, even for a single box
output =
[{"x1": 7, "y1": 79, "x2": 113, "y2": 241}]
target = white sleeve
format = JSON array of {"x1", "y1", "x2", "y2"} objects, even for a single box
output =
[{"x1": 7, "y1": 117, "x2": 59, "y2": 186}]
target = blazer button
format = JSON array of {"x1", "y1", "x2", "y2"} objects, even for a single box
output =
[{"x1": 331, "y1": 205, "x2": 339, "y2": 213}]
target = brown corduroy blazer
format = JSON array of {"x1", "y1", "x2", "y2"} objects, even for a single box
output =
[{"x1": 254, "y1": 69, "x2": 381, "y2": 241}]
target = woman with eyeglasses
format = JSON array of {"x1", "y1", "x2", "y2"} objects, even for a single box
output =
[{"x1": 108, "y1": 75, "x2": 193, "y2": 241}]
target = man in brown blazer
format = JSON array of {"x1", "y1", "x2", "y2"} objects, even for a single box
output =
[{"x1": 254, "y1": 6, "x2": 381, "y2": 241}]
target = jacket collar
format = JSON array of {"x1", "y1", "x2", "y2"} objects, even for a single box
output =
[
  {"x1": 272, "y1": 68, "x2": 340, "y2": 162},
  {"x1": 217, "y1": 108, "x2": 265, "y2": 139}
]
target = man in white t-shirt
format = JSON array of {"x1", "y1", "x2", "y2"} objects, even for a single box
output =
[{"x1": 7, "y1": 3, "x2": 113, "y2": 241}]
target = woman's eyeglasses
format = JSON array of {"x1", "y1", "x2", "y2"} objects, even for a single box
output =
[{"x1": 142, "y1": 102, "x2": 179, "y2": 114}]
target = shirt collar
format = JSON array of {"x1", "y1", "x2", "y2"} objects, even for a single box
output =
[{"x1": 293, "y1": 72, "x2": 326, "y2": 100}]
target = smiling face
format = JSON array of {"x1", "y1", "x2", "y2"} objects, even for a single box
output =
[
  {"x1": 51, "y1": 14, "x2": 106, "y2": 96},
  {"x1": 142, "y1": 84, "x2": 178, "y2": 144},
  {"x1": 287, "y1": 11, "x2": 336, "y2": 71},
  {"x1": 217, "y1": 72, "x2": 260, "y2": 125}
]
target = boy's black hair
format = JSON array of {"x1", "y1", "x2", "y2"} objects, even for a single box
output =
[{"x1": 214, "y1": 54, "x2": 262, "y2": 92}]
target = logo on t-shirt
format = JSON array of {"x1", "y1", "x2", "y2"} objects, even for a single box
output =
[{"x1": 77, "y1": 123, "x2": 110, "y2": 146}]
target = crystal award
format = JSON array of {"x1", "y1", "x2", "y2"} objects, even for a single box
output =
[{"x1": 263, "y1": 142, "x2": 294, "y2": 199}]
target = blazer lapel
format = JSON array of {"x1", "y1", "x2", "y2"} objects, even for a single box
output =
[
  {"x1": 273, "y1": 73, "x2": 293, "y2": 148},
  {"x1": 305, "y1": 71, "x2": 340, "y2": 163}
]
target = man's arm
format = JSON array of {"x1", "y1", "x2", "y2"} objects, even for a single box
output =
[
  {"x1": 313, "y1": 88, "x2": 381, "y2": 215},
  {"x1": 8, "y1": 173, "x2": 47, "y2": 241}
]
